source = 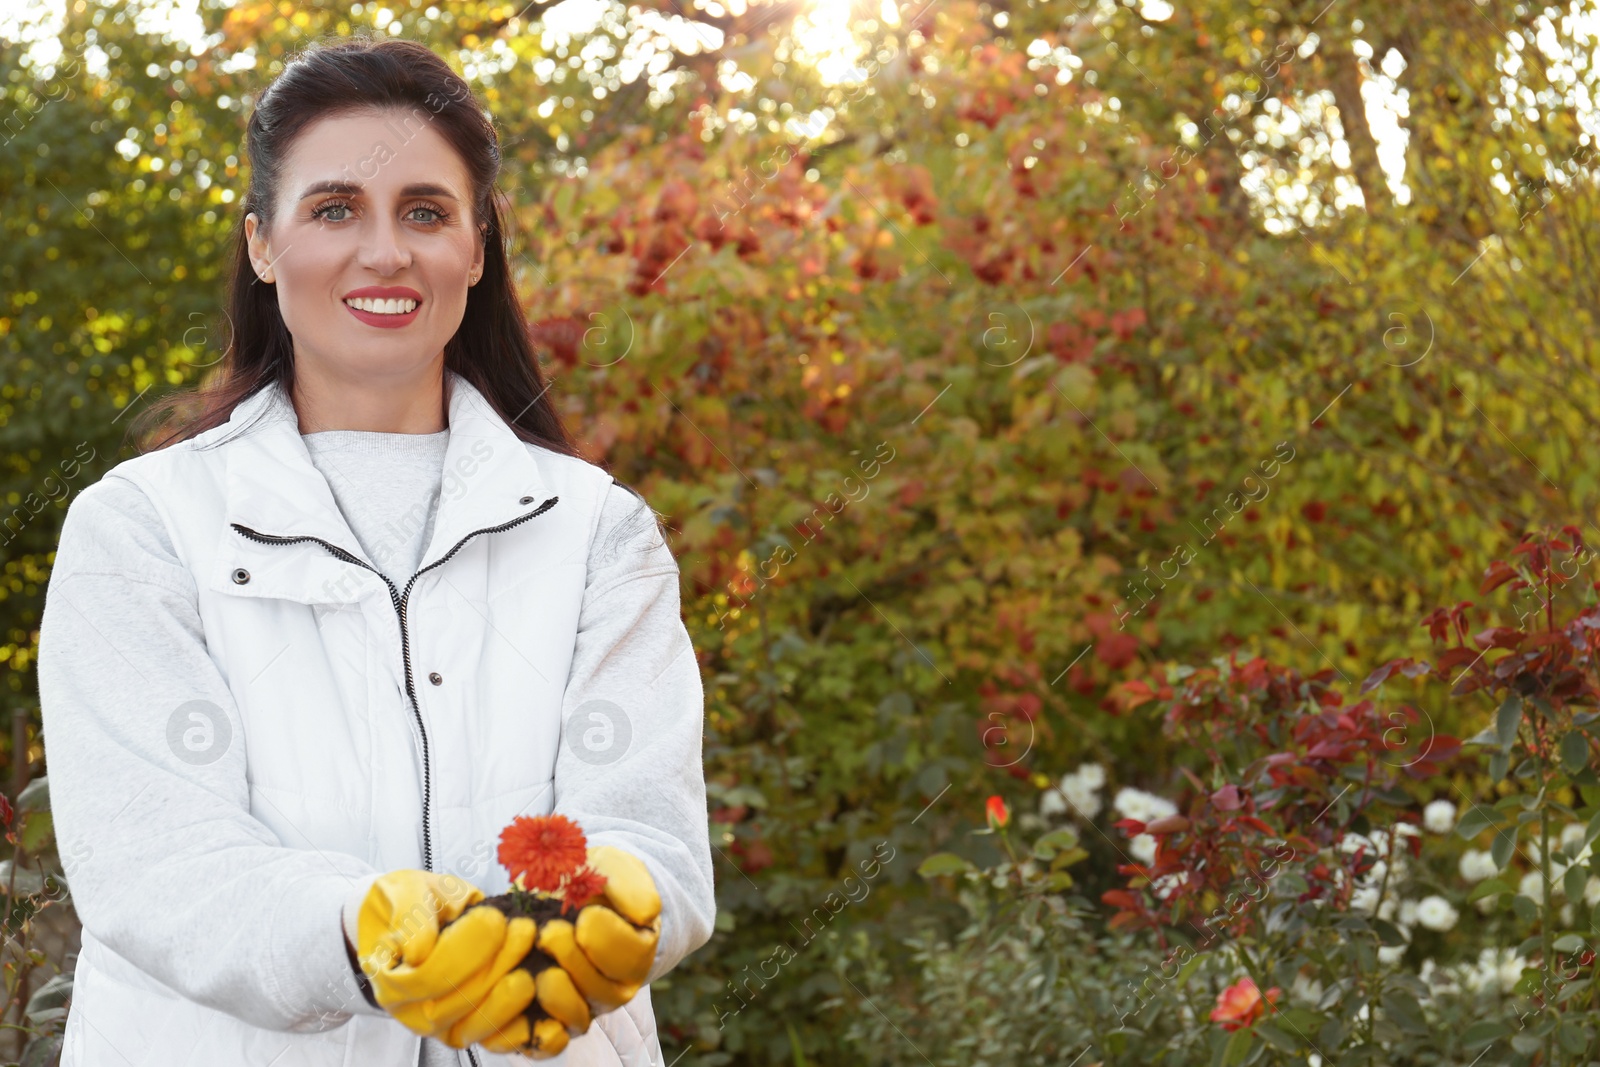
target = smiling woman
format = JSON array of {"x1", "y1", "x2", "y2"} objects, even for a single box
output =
[
  {"x1": 241, "y1": 108, "x2": 485, "y2": 428},
  {"x1": 37, "y1": 34, "x2": 715, "y2": 1067}
]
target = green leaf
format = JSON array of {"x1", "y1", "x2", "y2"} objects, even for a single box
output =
[
  {"x1": 1173, "y1": 950, "x2": 1205, "y2": 991},
  {"x1": 1564, "y1": 730, "x2": 1591, "y2": 774},
  {"x1": 1456, "y1": 806, "x2": 1497, "y2": 839},
  {"x1": 1468, "y1": 877, "x2": 1512, "y2": 903},
  {"x1": 1560, "y1": 1022, "x2": 1592, "y2": 1054},
  {"x1": 1513, "y1": 894, "x2": 1539, "y2": 922},
  {"x1": 1032, "y1": 829, "x2": 1080, "y2": 861},
  {"x1": 1585, "y1": 809, "x2": 1600, "y2": 851},
  {"x1": 1555, "y1": 933, "x2": 1588, "y2": 952},
  {"x1": 1489, "y1": 751, "x2": 1510, "y2": 782},
  {"x1": 1373, "y1": 918, "x2": 1408, "y2": 947},
  {"x1": 1497, "y1": 693, "x2": 1524, "y2": 751},
  {"x1": 1461, "y1": 1021, "x2": 1512, "y2": 1048},
  {"x1": 15, "y1": 777, "x2": 47, "y2": 814},
  {"x1": 1253, "y1": 1022, "x2": 1298, "y2": 1053},
  {"x1": 1218, "y1": 1027, "x2": 1255, "y2": 1067},
  {"x1": 1511, "y1": 1032, "x2": 1544, "y2": 1055},
  {"x1": 23, "y1": 973, "x2": 70, "y2": 1027},
  {"x1": 786, "y1": 1020, "x2": 810, "y2": 1067},
  {"x1": 1466, "y1": 725, "x2": 1500, "y2": 746},
  {"x1": 0, "y1": 862, "x2": 44, "y2": 897},
  {"x1": 1566, "y1": 863, "x2": 1589, "y2": 902},
  {"x1": 1491, "y1": 824, "x2": 1519, "y2": 870},
  {"x1": 1380, "y1": 990, "x2": 1428, "y2": 1035},
  {"x1": 1513, "y1": 969, "x2": 1546, "y2": 999},
  {"x1": 15, "y1": 811, "x2": 51, "y2": 854},
  {"x1": 916, "y1": 852, "x2": 975, "y2": 878}
]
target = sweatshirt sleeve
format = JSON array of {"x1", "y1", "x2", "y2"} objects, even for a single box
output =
[
  {"x1": 551, "y1": 478, "x2": 716, "y2": 985},
  {"x1": 36, "y1": 473, "x2": 387, "y2": 1032}
]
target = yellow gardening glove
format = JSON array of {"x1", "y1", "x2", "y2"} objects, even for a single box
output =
[
  {"x1": 355, "y1": 869, "x2": 521, "y2": 1030},
  {"x1": 389, "y1": 914, "x2": 542, "y2": 1045},
  {"x1": 461, "y1": 846, "x2": 663, "y2": 1058}
]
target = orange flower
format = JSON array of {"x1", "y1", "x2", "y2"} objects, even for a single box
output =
[
  {"x1": 1210, "y1": 977, "x2": 1280, "y2": 1032},
  {"x1": 986, "y1": 794, "x2": 1010, "y2": 832},
  {"x1": 499, "y1": 814, "x2": 589, "y2": 893},
  {"x1": 560, "y1": 865, "x2": 610, "y2": 915}
]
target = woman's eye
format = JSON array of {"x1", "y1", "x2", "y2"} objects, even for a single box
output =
[
  {"x1": 409, "y1": 206, "x2": 444, "y2": 224},
  {"x1": 314, "y1": 202, "x2": 350, "y2": 222}
]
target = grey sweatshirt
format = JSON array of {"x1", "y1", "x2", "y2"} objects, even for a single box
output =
[
  {"x1": 37, "y1": 422, "x2": 712, "y2": 1066},
  {"x1": 301, "y1": 428, "x2": 456, "y2": 1067}
]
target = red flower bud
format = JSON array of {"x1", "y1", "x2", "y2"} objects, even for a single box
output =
[{"x1": 985, "y1": 794, "x2": 1010, "y2": 831}]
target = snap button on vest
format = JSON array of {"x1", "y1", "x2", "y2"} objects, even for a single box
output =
[
  {"x1": 231, "y1": 568, "x2": 250, "y2": 585},
  {"x1": 428, "y1": 672, "x2": 443, "y2": 686},
  {"x1": 519, "y1": 495, "x2": 534, "y2": 505}
]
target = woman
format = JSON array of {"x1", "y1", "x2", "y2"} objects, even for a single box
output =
[{"x1": 35, "y1": 36, "x2": 715, "y2": 1067}]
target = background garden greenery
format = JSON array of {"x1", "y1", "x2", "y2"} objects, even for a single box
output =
[{"x1": 6, "y1": 0, "x2": 1600, "y2": 1063}]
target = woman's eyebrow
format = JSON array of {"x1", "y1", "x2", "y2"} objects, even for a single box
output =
[
  {"x1": 299, "y1": 179, "x2": 360, "y2": 198},
  {"x1": 296, "y1": 180, "x2": 461, "y2": 200},
  {"x1": 400, "y1": 183, "x2": 460, "y2": 200}
]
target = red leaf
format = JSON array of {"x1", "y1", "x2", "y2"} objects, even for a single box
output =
[
  {"x1": 1097, "y1": 633, "x2": 1140, "y2": 669},
  {"x1": 1437, "y1": 647, "x2": 1484, "y2": 671},
  {"x1": 1101, "y1": 889, "x2": 1143, "y2": 910},
  {"x1": 1361, "y1": 659, "x2": 1412, "y2": 693},
  {"x1": 1211, "y1": 784, "x2": 1243, "y2": 811},
  {"x1": 1473, "y1": 627, "x2": 1524, "y2": 651},
  {"x1": 1479, "y1": 560, "x2": 1519, "y2": 595}
]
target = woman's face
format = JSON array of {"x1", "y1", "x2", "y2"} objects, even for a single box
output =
[{"x1": 244, "y1": 106, "x2": 485, "y2": 386}]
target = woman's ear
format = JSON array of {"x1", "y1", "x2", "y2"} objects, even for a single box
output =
[
  {"x1": 244, "y1": 212, "x2": 277, "y2": 284},
  {"x1": 468, "y1": 223, "x2": 487, "y2": 286}
]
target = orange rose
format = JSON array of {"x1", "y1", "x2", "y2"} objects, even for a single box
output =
[{"x1": 1210, "y1": 977, "x2": 1280, "y2": 1032}]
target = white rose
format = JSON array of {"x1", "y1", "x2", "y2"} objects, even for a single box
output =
[
  {"x1": 1114, "y1": 787, "x2": 1177, "y2": 823},
  {"x1": 1423, "y1": 800, "x2": 1457, "y2": 835},
  {"x1": 1061, "y1": 776, "x2": 1103, "y2": 820},
  {"x1": 1130, "y1": 833, "x2": 1158, "y2": 865},
  {"x1": 1076, "y1": 762, "x2": 1107, "y2": 789},
  {"x1": 1039, "y1": 790, "x2": 1067, "y2": 818},
  {"x1": 1458, "y1": 849, "x2": 1497, "y2": 883},
  {"x1": 1350, "y1": 885, "x2": 1381, "y2": 915},
  {"x1": 1416, "y1": 895, "x2": 1459, "y2": 932}
]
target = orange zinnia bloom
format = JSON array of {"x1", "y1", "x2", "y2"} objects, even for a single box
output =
[
  {"x1": 560, "y1": 865, "x2": 610, "y2": 915},
  {"x1": 499, "y1": 814, "x2": 589, "y2": 893},
  {"x1": 1210, "y1": 977, "x2": 1280, "y2": 1032}
]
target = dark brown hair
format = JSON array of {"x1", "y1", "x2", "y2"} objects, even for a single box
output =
[{"x1": 130, "y1": 35, "x2": 578, "y2": 457}]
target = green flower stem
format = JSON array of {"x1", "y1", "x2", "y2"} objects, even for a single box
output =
[{"x1": 1541, "y1": 797, "x2": 1554, "y2": 1066}]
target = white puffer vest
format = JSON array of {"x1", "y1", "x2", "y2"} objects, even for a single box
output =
[{"x1": 55, "y1": 371, "x2": 682, "y2": 1067}]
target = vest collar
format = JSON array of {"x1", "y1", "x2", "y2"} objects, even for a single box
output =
[{"x1": 221, "y1": 369, "x2": 555, "y2": 574}]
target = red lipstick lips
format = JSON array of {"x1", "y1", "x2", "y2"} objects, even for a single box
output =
[{"x1": 343, "y1": 286, "x2": 423, "y2": 329}]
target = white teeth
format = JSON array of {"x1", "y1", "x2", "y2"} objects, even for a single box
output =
[{"x1": 345, "y1": 297, "x2": 418, "y2": 314}]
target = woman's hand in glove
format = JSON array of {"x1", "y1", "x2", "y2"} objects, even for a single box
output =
[
  {"x1": 468, "y1": 845, "x2": 662, "y2": 1056},
  {"x1": 451, "y1": 846, "x2": 663, "y2": 1058},
  {"x1": 354, "y1": 869, "x2": 534, "y2": 1040}
]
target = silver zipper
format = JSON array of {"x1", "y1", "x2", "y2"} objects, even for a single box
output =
[{"x1": 233, "y1": 495, "x2": 560, "y2": 1067}]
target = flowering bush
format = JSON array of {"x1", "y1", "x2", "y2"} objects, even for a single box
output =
[{"x1": 835, "y1": 529, "x2": 1600, "y2": 1067}]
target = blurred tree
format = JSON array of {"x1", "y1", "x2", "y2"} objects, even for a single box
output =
[{"x1": 5, "y1": 0, "x2": 1600, "y2": 1063}]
